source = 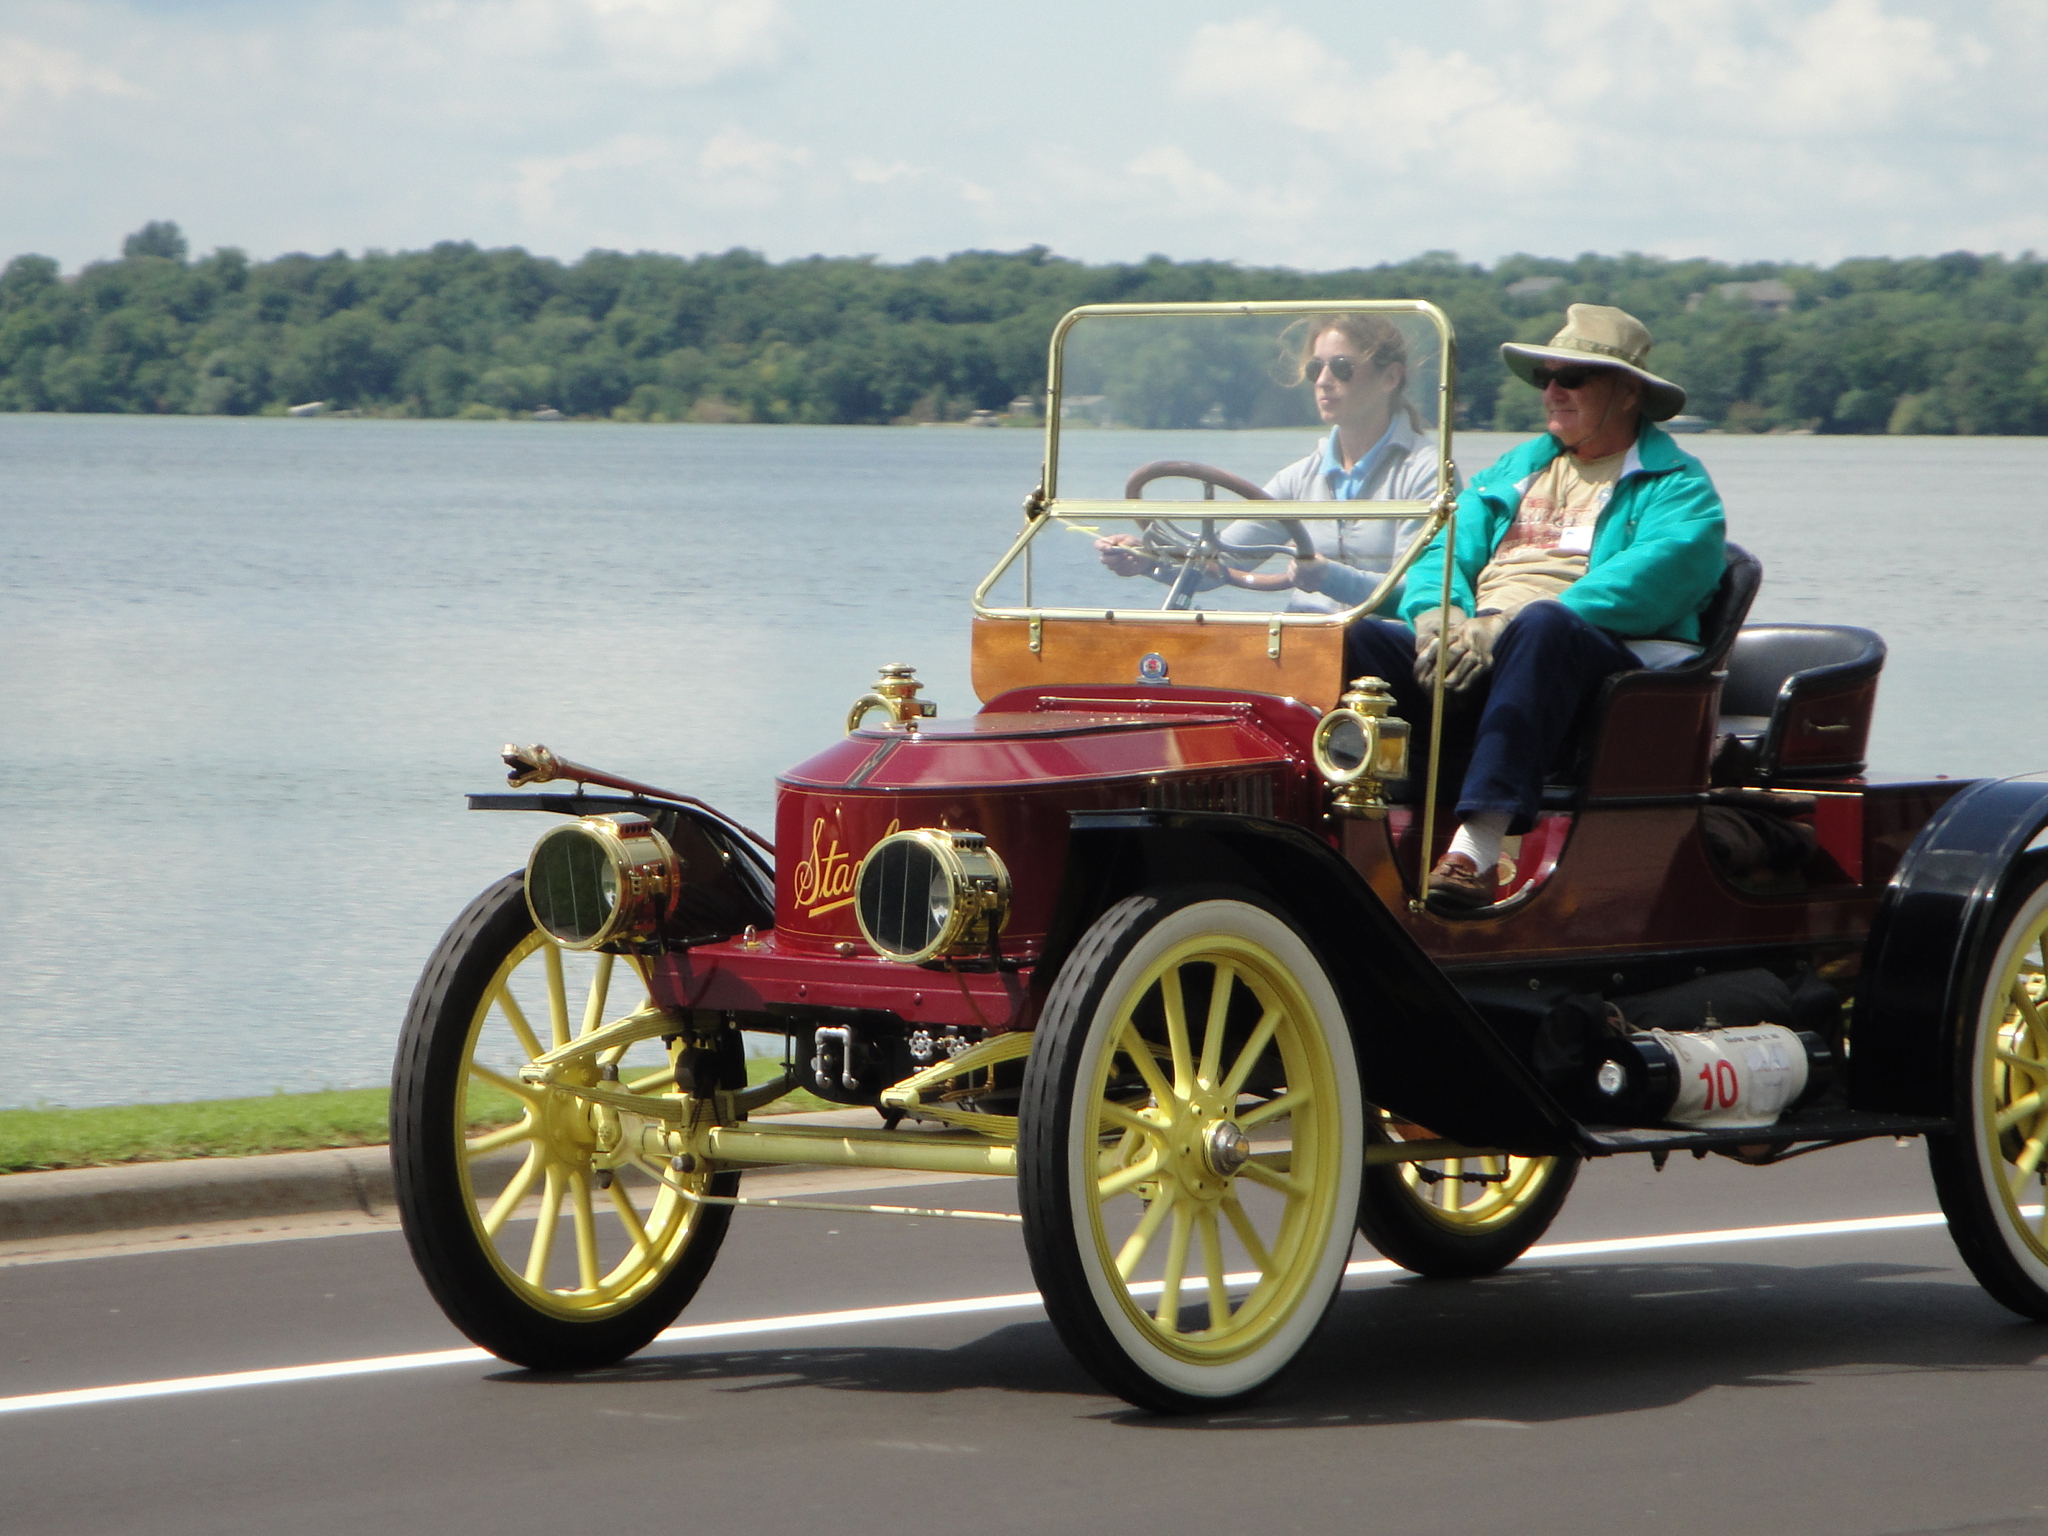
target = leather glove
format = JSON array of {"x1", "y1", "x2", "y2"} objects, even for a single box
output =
[
  {"x1": 1444, "y1": 609, "x2": 1509, "y2": 692},
  {"x1": 1412, "y1": 607, "x2": 1466, "y2": 687}
]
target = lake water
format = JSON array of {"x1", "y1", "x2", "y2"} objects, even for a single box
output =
[{"x1": 2, "y1": 416, "x2": 2042, "y2": 1108}]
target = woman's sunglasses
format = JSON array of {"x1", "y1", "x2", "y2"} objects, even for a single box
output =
[
  {"x1": 1531, "y1": 364, "x2": 1609, "y2": 390},
  {"x1": 1305, "y1": 356, "x2": 1358, "y2": 382}
]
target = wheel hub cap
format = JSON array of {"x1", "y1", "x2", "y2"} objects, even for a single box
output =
[{"x1": 1204, "y1": 1120, "x2": 1251, "y2": 1178}]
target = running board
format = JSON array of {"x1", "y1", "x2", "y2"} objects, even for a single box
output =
[{"x1": 1575, "y1": 1109, "x2": 1950, "y2": 1156}]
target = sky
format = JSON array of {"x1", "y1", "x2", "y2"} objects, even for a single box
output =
[{"x1": 0, "y1": 0, "x2": 2043, "y2": 273}]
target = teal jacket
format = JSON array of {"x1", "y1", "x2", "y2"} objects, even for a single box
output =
[{"x1": 1397, "y1": 421, "x2": 1727, "y2": 643}]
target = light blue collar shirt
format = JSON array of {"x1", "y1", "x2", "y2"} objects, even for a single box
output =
[{"x1": 1316, "y1": 420, "x2": 1403, "y2": 500}]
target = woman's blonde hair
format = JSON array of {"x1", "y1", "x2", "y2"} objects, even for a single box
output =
[{"x1": 1282, "y1": 313, "x2": 1422, "y2": 427}]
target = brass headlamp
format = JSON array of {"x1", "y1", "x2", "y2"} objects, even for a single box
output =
[
  {"x1": 524, "y1": 817, "x2": 679, "y2": 950},
  {"x1": 854, "y1": 828, "x2": 1011, "y2": 964},
  {"x1": 1311, "y1": 676, "x2": 1411, "y2": 820}
]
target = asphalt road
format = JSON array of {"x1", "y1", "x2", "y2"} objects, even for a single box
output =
[{"x1": 2, "y1": 1141, "x2": 2044, "y2": 1536}]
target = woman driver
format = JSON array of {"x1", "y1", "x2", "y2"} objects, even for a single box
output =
[{"x1": 1095, "y1": 314, "x2": 1443, "y2": 612}]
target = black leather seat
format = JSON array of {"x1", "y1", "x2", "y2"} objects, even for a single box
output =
[
  {"x1": 1642, "y1": 541, "x2": 1763, "y2": 682},
  {"x1": 1716, "y1": 623, "x2": 1885, "y2": 781},
  {"x1": 1540, "y1": 543, "x2": 1763, "y2": 800}
]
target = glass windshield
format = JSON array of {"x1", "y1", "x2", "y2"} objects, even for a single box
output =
[
  {"x1": 1051, "y1": 305, "x2": 1449, "y2": 503},
  {"x1": 978, "y1": 499, "x2": 1434, "y2": 617},
  {"x1": 978, "y1": 302, "x2": 1455, "y2": 621}
]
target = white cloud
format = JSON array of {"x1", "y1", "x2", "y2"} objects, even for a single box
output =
[
  {"x1": 1179, "y1": 3, "x2": 1977, "y2": 181},
  {"x1": 1164, "y1": 1, "x2": 2024, "y2": 265},
  {"x1": 699, "y1": 127, "x2": 810, "y2": 177},
  {"x1": 1178, "y1": 16, "x2": 1327, "y2": 95},
  {"x1": 0, "y1": 34, "x2": 139, "y2": 110},
  {"x1": 848, "y1": 158, "x2": 917, "y2": 185},
  {"x1": 585, "y1": 0, "x2": 798, "y2": 84},
  {"x1": 515, "y1": 132, "x2": 676, "y2": 220},
  {"x1": 1178, "y1": 23, "x2": 1559, "y2": 186},
  {"x1": 512, "y1": 126, "x2": 816, "y2": 231},
  {"x1": 1683, "y1": 0, "x2": 1955, "y2": 133},
  {"x1": 1126, "y1": 145, "x2": 1314, "y2": 226},
  {"x1": 836, "y1": 156, "x2": 994, "y2": 209},
  {"x1": 0, "y1": 1, "x2": 2038, "y2": 272},
  {"x1": 1527, "y1": 0, "x2": 1965, "y2": 136},
  {"x1": 399, "y1": 0, "x2": 797, "y2": 87},
  {"x1": 0, "y1": 0, "x2": 813, "y2": 260}
]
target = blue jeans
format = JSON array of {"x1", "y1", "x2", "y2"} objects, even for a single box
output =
[{"x1": 1343, "y1": 600, "x2": 1639, "y2": 835}]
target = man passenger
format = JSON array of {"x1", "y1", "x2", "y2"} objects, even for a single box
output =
[{"x1": 1341, "y1": 304, "x2": 1727, "y2": 910}]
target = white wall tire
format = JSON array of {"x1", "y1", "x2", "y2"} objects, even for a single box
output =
[
  {"x1": 1930, "y1": 870, "x2": 2048, "y2": 1318},
  {"x1": 392, "y1": 874, "x2": 735, "y2": 1370},
  {"x1": 1018, "y1": 890, "x2": 1363, "y2": 1412}
]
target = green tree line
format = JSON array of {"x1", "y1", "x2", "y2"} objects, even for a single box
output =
[{"x1": 2, "y1": 220, "x2": 2044, "y2": 433}]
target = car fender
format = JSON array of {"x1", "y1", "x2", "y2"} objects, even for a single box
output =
[
  {"x1": 1851, "y1": 775, "x2": 2048, "y2": 1116},
  {"x1": 1046, "y1": 809, "x2": 1578, "y2": 1155}
]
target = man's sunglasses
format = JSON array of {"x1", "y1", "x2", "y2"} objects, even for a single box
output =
[
  {"x1": 1531, "y1": 364, "x2": 1609, "y2": 390},
  {"x1": 1305, "y1": 355, "x2": 1358, "y2": 382}
]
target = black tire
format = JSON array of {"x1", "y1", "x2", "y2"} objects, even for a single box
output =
[
  {"x1": 1358, "y1": 1113, "x2": 1578, "y2": 1279},
  {"x1": 392, "y1": 873, "x2": 735, "y2": 1370},
  {"x1": 1928, "y1": 866, "x2": 2048, "y2": 1320},
  {"x1": 1018, "y1": 889, "x2": 1363, "y2": 1413}
]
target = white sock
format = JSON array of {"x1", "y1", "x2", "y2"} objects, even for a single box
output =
[{"x1": 1447, "y1": 812, "x2": 1511, "y2": 874}]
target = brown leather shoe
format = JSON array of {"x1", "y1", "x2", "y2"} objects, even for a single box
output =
[{"x1": 1427, "y1": 851, "x2": 1497, "y2": 911}]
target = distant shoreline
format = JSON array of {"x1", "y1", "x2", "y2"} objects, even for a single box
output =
[
  {"x1": 2, "y1": 226, "x2": 2040, "y2": 437},
  {"x1": 0, "y1": 409, "x2": 2036, "y2": 439}
]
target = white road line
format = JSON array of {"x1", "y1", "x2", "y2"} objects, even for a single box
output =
[
  {"x1": 1508, "y1": 1210, "x2": 1951, "y2": 1259},
  {"x1": 0, "y1": 1209, "x2": 1967, "y2": 1418}
]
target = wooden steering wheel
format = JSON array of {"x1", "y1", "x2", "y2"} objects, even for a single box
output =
[{"x1": 1121, "y1": 461, "x2": 1317, "y2": 601}]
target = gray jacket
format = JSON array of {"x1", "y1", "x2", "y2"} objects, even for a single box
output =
[{"x1": 1166, "y1": 416, "x2": 1444, "y2": 612}]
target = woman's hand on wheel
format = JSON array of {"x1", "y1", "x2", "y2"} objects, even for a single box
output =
[
  {"x1": 1287, "y1": 555, "x2": 1329, "y2": 593},
  {"x1": 1096, "y1": 534, "x2": 1153, "y2": 578}
]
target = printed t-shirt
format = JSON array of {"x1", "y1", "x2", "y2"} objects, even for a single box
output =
[{"x1": 1473, "y1": 447, "x2": 1626, "y2": 618}]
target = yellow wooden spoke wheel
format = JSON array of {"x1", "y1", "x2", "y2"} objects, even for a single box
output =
[
  {"x1": 1930, "y1": 869, "x2": 2048, "y2": 1318},
  {"x1": 1357, "y1": 1112, "x2": 1577, "y2": 1279},
  {"x1": 1018, "y1": 890, "x2": 1362, "y2": 1413},
  {"x1": 392, "y1": 873, "x2": 734, "y2": 1370}
]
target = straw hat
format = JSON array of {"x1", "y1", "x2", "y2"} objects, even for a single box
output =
[{"x1": 1501, "y1": 304, "x2": 1687, "y2": 421}]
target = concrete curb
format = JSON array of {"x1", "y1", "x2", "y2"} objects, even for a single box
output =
[
  {"x1": 0, "y1": 1109, "x2": 897, "y2": 1243},
  {"x1": 0, "y1": 1146, "x2": 397, "y2": 1242}
]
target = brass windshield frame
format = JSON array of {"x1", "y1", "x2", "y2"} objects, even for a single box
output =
[
  {"x1": 971, "y1": 299, "x2": 1459, "y2": 629},
  {"x1": 971, "y1": 299, "x2": 1462, "y2": 912}
]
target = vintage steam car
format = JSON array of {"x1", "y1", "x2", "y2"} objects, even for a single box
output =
[{"x1": 392, "y1": 300, "x2": 2048, "y2": 1413}]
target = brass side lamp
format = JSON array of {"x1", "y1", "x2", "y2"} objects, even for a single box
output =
[{"x1": 1311, "y1": 676, "x2": 1412, "y2": 819}]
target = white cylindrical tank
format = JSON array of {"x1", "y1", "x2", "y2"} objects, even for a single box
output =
[{"x1": 1587, "y1": 1022, "x2": 1829, "y2": 1129}]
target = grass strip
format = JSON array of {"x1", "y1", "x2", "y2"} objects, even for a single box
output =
[
  {"x1": 0, "y1": 1061, "x2": 838, "y2": 1175},
  {"x1": 0, "y1": 1089, "x2": 396, "y2": 1174}
]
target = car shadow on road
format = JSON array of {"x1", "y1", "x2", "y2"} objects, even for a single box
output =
[
  {"x1": 494, "y1": 1315, "x2": 1097, "y2": 1399},
  {"x1": 489, "y1": 1258, "x2": 2048, "y2": 1426},
  {"x1": 1164, "y1": 1257, "x2": 2048, "y2": 1430}
]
